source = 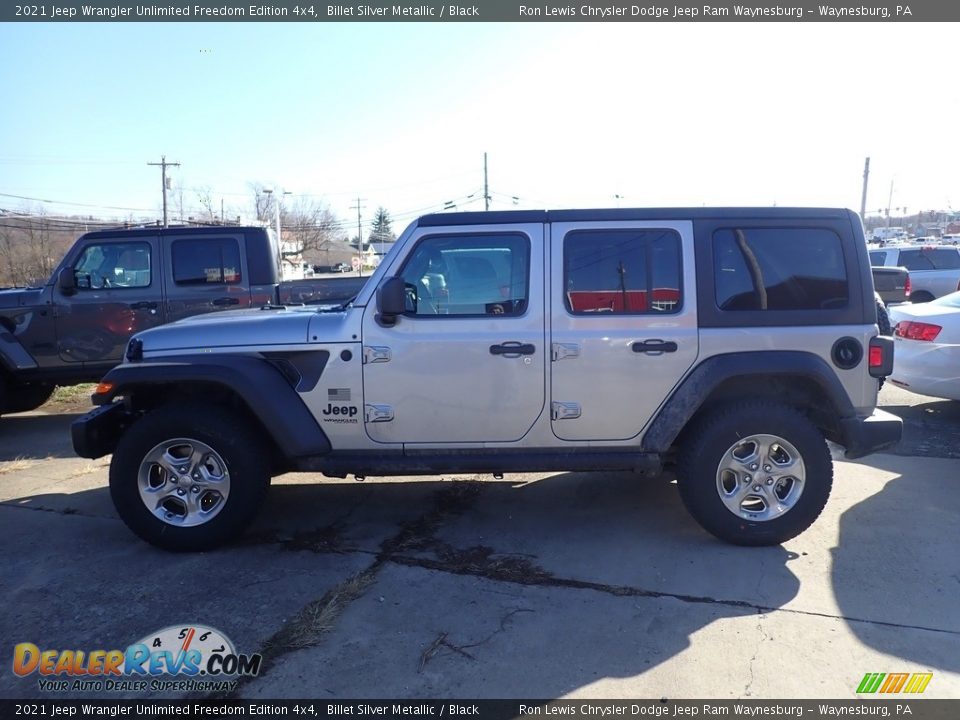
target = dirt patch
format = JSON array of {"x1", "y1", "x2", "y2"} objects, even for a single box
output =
[{"x1": 44, "y1": 384, "x2": 97, "y2": 414}]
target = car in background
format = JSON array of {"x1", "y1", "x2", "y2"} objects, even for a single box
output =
[
  {"x1": 313, "y1": 262, "x2": 351, "y2": 274},
  {"x1": 869, "y1": 245, "x2": 960, "y2": 303},
  {"x1": 888, "y1": 291, "x2": 960, "y2": 401}
]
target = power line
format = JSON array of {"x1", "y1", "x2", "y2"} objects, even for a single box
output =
[{"x1": 0, "y1": 191, "x2": 154, "y2": 213}]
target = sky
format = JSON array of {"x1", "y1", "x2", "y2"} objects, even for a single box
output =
[{"x1": 0, "y1": 21, "x2": 957, "y2": 237}]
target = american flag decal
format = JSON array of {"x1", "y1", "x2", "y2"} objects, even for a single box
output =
[{"x1": 328, "y1": 388, "x2": 351, "y2": 402}]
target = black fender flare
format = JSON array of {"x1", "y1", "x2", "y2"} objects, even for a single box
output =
[
  {"x1": 0, "y1": 329, "x2": 38, "y2": 372},
  {"x1": 86, "y1": 353, "x2": 331, "y2": 459},
  {"x1": 641, "y1": 351, "x2": 857, "y2": 453}
]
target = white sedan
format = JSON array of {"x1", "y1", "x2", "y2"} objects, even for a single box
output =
[{"x1": 888, "y1": 291, "x2": 960, "y2": 401}]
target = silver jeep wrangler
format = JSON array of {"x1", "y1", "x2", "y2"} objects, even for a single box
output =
[{"x1": 73, "y1": 208, "x2": 901, "y2": 551}]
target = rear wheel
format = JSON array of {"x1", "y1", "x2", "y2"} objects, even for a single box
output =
[
  {"x1": 109, "y1": 403, "x2": 270, "y2": 551},
  {"x1": 676, "y1": 400, "x2": 832, "y2": 546}
]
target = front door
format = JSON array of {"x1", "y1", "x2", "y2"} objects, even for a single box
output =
[
  {"x1": 361, "y1": 224, "x2": 546, "y2": 445},
  {"x1": 55, "y1": 236, "x2": 166, "y2": 366}
]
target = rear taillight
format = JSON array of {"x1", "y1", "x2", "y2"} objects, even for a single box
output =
[
  {"x1": 868, "y1": 335, "x2": 894, "y2": 378},
  {"x1": 894, "y1": 321, "x2": 942, "y2": 342},
  {"x1": 904, "y1": 275, "x2": 911, "y2": 297}
]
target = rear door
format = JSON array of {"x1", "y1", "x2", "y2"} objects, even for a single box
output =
[
  {"x1": 55, "y1": 235, "x2": 165, "y2": 364},
  {"x1": 360, "y1": 223, "x2": 546, "y2": 445},
  {"x1": 549, "y1": 221, "x2": 699, "y2": 441},
  {"x1": 162, "y1": 231, "x2": 254, "y2": 322}
]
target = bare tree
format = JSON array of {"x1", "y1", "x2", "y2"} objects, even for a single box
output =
[
  {"x1": 281, "y1": 197, "x2": 348, "y2": 263},
  {"x1": 250, "y1": 182, "x2": 277, "y2": 225},
  {"x1": 0, "y1": 208, "x2": 72, "y2": 287},
  {"x1": 195, "y1": 186, "x2": 217, "y2": 222},
  {"x1": 249, "y1": 184, "x2": 347, "y2": 261}
]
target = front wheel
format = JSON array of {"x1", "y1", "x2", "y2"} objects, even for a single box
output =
[
  {"x1": 676, "y1": 400, "x2": 832, "y2": 546},
  {"x1": 1, "y1": 382, "x2": 55, "y2": 414},
  {"x1": 109, "y1": 403, "x2": 270, "y2": 551}
]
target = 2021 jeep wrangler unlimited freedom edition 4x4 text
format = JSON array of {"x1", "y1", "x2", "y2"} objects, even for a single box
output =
[{"x1": 73, "y1": 208, "x2": 901, "y2": 550}]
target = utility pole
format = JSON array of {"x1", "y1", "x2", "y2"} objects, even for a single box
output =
[
  {"x1": 147, "y1": 155, "x2": 180, "y2": 227},
  {"x1": 886, "y1": 180, "x2": 894, "y2": 228},
  {"x1": 483, "y1": 152, "x2": 490, "y2": 211},
  {"x1": 860, "y1": 157, "x2": 870, "y2": 221},
  {"x1": 350, "y1": 197, "x2": 366, "y2": 277}
]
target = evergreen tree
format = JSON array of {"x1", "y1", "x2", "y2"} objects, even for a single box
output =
[{"x1": 368, "y1": 206, "x2": 396, "y2": 249}]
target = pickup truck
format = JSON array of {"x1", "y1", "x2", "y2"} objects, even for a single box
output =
[
  {"x1": 869, "y1": 245, "x2": 960, "y2": 303},
  {"x1": 0, "y1": 226, "x2": 364, "y2": 415},
  {"x1": 871, "y1": 266, "x2": 910, "y2": 307}
]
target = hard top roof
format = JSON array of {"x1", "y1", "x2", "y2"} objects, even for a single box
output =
[
  {"x1": 79, "y1": 225, "x2": 266, "y2": 239},
  {"x1": 417, "y1": 207, "x2": 853, "y2": 227}
]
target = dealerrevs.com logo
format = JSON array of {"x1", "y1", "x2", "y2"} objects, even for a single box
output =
[{"x1": 13, "y1": 624, "x2": 262, "y2": 693}]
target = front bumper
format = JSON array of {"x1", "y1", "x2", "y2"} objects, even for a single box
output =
[
  {"x1": 71, "y1": 402, "x2": 130, "y2": 459},
  {"x1": 840, "y1": 408, "x2": 903, "y2": 459}
]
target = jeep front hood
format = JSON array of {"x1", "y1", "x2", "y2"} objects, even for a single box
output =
[{"x1": 136, "y1": 305, "x2": 327, "y2": 354}]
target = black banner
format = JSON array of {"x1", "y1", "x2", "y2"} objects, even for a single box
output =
[
  {"x1": 1, "y1": 700, "x2": 959, "y2": 720},
  {"x1": 1, "y1": 0, "x2": 953, "y2": 23}
]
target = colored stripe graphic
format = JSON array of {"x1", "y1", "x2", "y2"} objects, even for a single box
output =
[
  {"x1": 880, "y1": 673, "x2": 909, "y2": 693},
  {"x1": 857, "y1": 673, "x2": 885, "y2": 693},
  {"x1": 904, "y1": 673, "x2": 933, "y2": 694},
  {"x1": 857, "y1": 672, "x2": 932, "y2": 694}
]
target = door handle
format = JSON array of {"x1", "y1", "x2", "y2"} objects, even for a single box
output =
[
  {"x1": 129, "y1": 301, "x2": 157, "y2": 311},
  {"x1": 490, "y1": 342, "x2": 536, "y2": 357},
  {"x1": 632, "y1": 340, "x2": 678, "y2": 354},
  {"x1": 212, "y1": 297, "x2": 240, "y2": 307}
]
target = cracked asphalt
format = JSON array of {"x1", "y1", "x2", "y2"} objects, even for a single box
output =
[{"x1": 1, "y1": 384, "x2": 958, "y2": 700}]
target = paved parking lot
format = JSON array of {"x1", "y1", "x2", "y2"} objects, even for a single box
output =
[{"x1": 1, "y1": 386, "x2": 958, "y2": 700}]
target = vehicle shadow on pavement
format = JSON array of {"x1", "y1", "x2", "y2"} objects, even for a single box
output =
[
  {"x1": 0, "y1": 411, "x2": 84, "y2": 460},
  {"x1": 883, "y1": 397, "x2": 960, "y2": 459},
  {"x1": 240, "y1": 472, "x2": 804, "y2": 697},
  {"x1": 3, "y1": 473, "x2": 803, "y2": 699},
  {"x1": 832, "y1": 454, "x2": 960, "y2": 672}
]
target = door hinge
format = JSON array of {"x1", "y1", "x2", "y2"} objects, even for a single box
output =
[
  {"x1": 365, "y1": 404, "x2": 394, "y2": 423},
  {"x1": 551, "y1": 343, "x2": 580, "y2": 361},
  {"x1": 363, "y1": 346, "x2": 391, "y2": 364},
  {"x1": 551, "y1": 401, "x2": 581, "y2": 420}
]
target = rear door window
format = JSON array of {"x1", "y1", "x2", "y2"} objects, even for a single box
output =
[
  {"x1": 563, "y1": 229, "x2": 682, "y2": 314},
  {"x1": 172, "y1": 238, "x2": 243, "y2": 285}
]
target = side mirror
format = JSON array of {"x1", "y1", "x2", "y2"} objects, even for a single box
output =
[
  {"x1": 377, "y1": 276, "x2": 407, "y2": 325},
  {"x1": 58, "y1": 267, "x2": 77, "y2": 296}
]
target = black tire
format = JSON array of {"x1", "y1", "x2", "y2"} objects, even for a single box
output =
[
  {"x1": 109, "y1": 403, "x2": 270, "y2": 551},
  {"x1": 2, "y1": 382, "x2": 56, "y2": 414},
  {"x1": 676, "y1": 400, "x2": 833, "y2": 546},
  {"x1": 875, "y1": 297, "x2": 892, "y2": 336},
  {"x1": 911, "y1": 291, "x2": 935, "y2": 304}
]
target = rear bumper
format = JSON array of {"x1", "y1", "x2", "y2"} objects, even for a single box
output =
[
  {"x1": 71, "y1": 402, "x2": 130, "y2": 459},
  {"x1": 840, "y1": 408, "x2": 902, "y2": 459}
]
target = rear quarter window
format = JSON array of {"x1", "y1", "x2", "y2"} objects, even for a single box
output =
[{"x1": 713, "y1": 227, "x2": 848, "y2": 311}]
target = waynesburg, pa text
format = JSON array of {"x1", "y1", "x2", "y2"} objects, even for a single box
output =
[{"x1": 518, "y1": 4, "x2": 910, "y2": 18}]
